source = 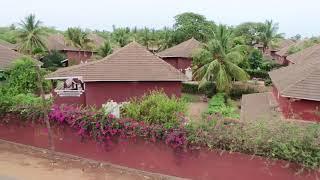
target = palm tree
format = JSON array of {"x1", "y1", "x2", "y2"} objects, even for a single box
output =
[
  {"x1": 65, "y1": 27, "x2": 93, "y2": 50},
  {"x1": 259, "y1": 20, "x2": 283, "y2": 52},
  {"x1": 17, "y1": 14, "x2": 47, "y2": 54},
  {"x1": 98, "y1": 41, "x2": 113, "y2": 57},
  {"x1": 193, "y1": 25, "x2": 249, "y2": 92},
  {"x1": 111, "y1": 27, "x2": 131, "y2": 47}
]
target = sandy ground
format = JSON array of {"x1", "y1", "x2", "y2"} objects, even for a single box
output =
[
  {"x1": 0, "y1": 141, "x2": 180, "y2": 180},
  {"x1": 187, "y1": 102, "x2": 208, "y2": 121}
]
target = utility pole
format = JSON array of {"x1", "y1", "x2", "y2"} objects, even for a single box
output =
[{"x1": 35, "y1": 65, "x2": 55, "y2": 153}]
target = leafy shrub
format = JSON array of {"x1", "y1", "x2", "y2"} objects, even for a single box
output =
[
  {"x1": 5, "y1": 57, "x2": 52, "y2": 94},
  {"x1": 0, "y1": 88, "x2": 49, "y2": 120},
  {"x1": 186, "y1": 119, "x2": 320, "y2": 169},
  {"x1": 42, "y1": 50, "x2": 66, "y2": 71},
  {"x1": 229, "y1": 85, "x2": 258, "y2": 99},
  {"x1": 49, "y1": 104, "x2": 188, "y2": 149},
  {"x1": 182, "y1": 82, "x2": 216, "y2": 97},
  {"x1": 182, "y1": 82, "x2": 199, "y2": 94},
  {"x1": 206, "y1": 93, "x2": 239, "y2": 119},
  {"x1": 246, "y1": 69, "x2": 269, "y2": 79},
  {"x1": 122, "y1": 91, "x2": 187, "y2": 128}
]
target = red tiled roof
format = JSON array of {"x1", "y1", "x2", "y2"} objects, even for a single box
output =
[
  {"x1": 286, "y1": 44, "x2": 320, "y2": 64},
  {"x1": 0, "y1": 45, "x2": 42, "y2": 70},
  {"x1": 157, "y1": 38, "x2": 201, "y2": 58},
  {"x1": 46, "y1": 42, "x2": 187, "y2": 82},
  {"x1": 45, "y1": 34, "x2": 79, "y2": 51},
  {"x1": 269, "y1": 56, "x2": 320, "y2": 101}
]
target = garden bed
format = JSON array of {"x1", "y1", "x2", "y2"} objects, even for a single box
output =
[{"x1": 0, "y1": 119, "x2": 319, "y2": 180}]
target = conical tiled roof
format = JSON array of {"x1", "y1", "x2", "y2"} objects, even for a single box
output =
[
  {"x1": 46, "y1": 42, "x2": 187, "y2": 82},
  {"x1": 269, "y1": 56, "x2": 320, "y2": 101},
  {"x1": 157, "y1": 38, "x2": 201, "y2": 58},
  {"x1": 0, "y1": 45, "x2": 42, "y2": 70}
]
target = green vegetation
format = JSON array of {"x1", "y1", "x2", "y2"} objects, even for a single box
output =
[
  {"x1": 173, "y1": 12, "x2": 216, "y2": 43},
  {"x1": 193, "y1": 25, "x2": 249, "y2": 92},
  {"x1": 122, "y1": 91, "x2": 187, "y2": 129},
  {"x1": 229, "y1": 85, "x2": 258, "y2": 100},
  {"x1": 287, "y1": 37, "x2": 320, "y2": 55},
  {"x1": 181, "y1": 82, "x2": 216, "y2": 97},
  {"x1": 206, "y1": 93, "x2": 239, "y2": 119},
  {"x1": 98, "y1": 41, "x2": 113, "y2": 57},
  {"x1": 0, "y1": 27, "x2": 18, "y2": 44},
  {"x1": 65, "y1": 27, "x2": 93, "y2": 50},
  {"x1": 185, "y1": 118, "x2": 320, "y2": 169},
  {"x1": 4, "y1": 58, "x2": 51, "y2": 94},
  {"x1": 42, "y1": 50, "x2": 66, "y2": 71},
  {"x1": 259, "y1": 20, "x2": 283, "y2": 52},
  {"x1": 17, "y1": 14, "x2": 47, "y2": 54},
  {"x1": 0, "y1": 90, "x2": 46, "y2": 120}
]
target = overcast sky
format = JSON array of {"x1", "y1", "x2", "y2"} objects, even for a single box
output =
[{"x1": 0, "y1": 0, "x2": 319, "y2": 37}]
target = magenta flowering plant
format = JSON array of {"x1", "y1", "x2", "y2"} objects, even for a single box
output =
[{"x1": 47, "y1": 104, "x2": 188, "y2": 149}]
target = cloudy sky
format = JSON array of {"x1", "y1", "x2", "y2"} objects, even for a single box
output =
[{"x1": 0, "y1": 0, "x2": 319, "y2": 37}]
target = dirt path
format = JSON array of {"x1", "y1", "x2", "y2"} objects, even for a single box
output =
[
  {"x1": 0, "y1": 141, "x2": 181, "y2": 180},
  {"x1": 187, "y1": 102, "x2": 208, "y2": 121}
]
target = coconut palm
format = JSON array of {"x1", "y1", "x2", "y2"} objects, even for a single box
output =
[
  {"x1": 17, "y1": 14, "x2": 47, "y2": 54},
  {"x1": 111, "y1": 27, "x2": 131, "y2": 47},
  {"x1": 193, "y1": 25, "x2": 249, "y2": 92},
  {"x1": 65, "y1": 27, "x2": 93, "y2": 50},
  {"x1": 259, "y1": 20, "x2": 283, "y2": 52},
  {"x1": 98, "y1": 41, "x2": 113, "y2": 57}
]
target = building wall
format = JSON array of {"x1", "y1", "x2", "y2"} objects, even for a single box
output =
[
  {"x1": 272, "y1": 86, "x2": 320, "y2": 122},
  {"x1": 1, "y1": 122, "x2": 317, "y2": 180},
  {"x1": 85, "y1": 81, "x2": 182, "y2": 107},
  {"x1": 63, "y1": 50, "x2": 95, "y2": 65},
  {"x1": 52, "y1": 91, "x2": 86, "y2": 106},
  {"x1": 162, "y1": 57, "x2": 192, "y2": 73}
]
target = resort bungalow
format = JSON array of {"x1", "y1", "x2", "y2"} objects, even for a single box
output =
[
  {"x1": 157, "y1": 38, "x2": 201, "y2": 80},
  {"x1": 0, "y1": 45, "x2": 42, "y2": 71},
  {"x1": 268, "y1": 39, "x2": 294, "y2": 60},
  {"x1": 241, "y1": 54, "x2": 320, "y2": 122},
  {"x1": 46, "y1": 42, "x2": 187, "y2": 107},
  {"x1": 254, "y1": 39, "x2": 294, "y2": 62},
  {"x1": 45, "y1": 34, "x2": 97, "y2": 66},
  {"x1": 274, "y1": 41, "x2": 305, "y2": 65}
]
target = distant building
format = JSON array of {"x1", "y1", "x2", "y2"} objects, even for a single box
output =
[
  {"x1": 241, "y1": 50, "x2": 320, "y2": 122},
  {"x1": 157, "y1": 38, "x2": 201, "y2": 80},
  {"x1": 46, "y1": 42, "x2": 186, "y2": 107},
  {"x1": 274, "y1": 40, "x2": 305, "y2": 65},
  {"x1": 45, "y1": 34, "x2": 97, "y2": 66}
]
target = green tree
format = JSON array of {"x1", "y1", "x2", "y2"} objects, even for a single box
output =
[
  {"x1": 233, "y1": 22, "x2": 265, "y2": 46},
  {"x1": 259, "y1": 20, "x2": 283, "y2": 52},
  {"x1": 98, "y1": 41, "x2": 113, "y2": 57},
  {"x1": 173, "y1": 12, "x2": 216, "y2": 43},
  {"x1": 193, "y1": 25, "x2": 249, "y2": 92},
  {"x1": 0, "y1": 27, "x2": 18, "y2": 44},
  {"x1": 5, "y1": 57, "x2": 51, "y2": 94},
  {"x1": 65, "y1": 27, "x2": 93, "y2": 50},
  {"x1": 111, "y1": 27, "x2": 131, "y2": 47},
  {"x1": 42, "y1": 50, "x2": 66, "y2": 71},
  {"x1": 17, "y1": 14, "x2": 47, "y2": 54},
  {"x1": 248, "y1": 49, "x2": 263, "y2": 69}
]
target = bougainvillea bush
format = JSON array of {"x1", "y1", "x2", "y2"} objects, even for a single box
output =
[
  {"x1": 49, "y1": 105, "x2": 188, "y2": 149},
  {"x1": 47, "y1": 104, "x2": 320, "y2": 170},
  {"x1": 1, "y1": 90, "x2": 320, "y2": 170}
]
